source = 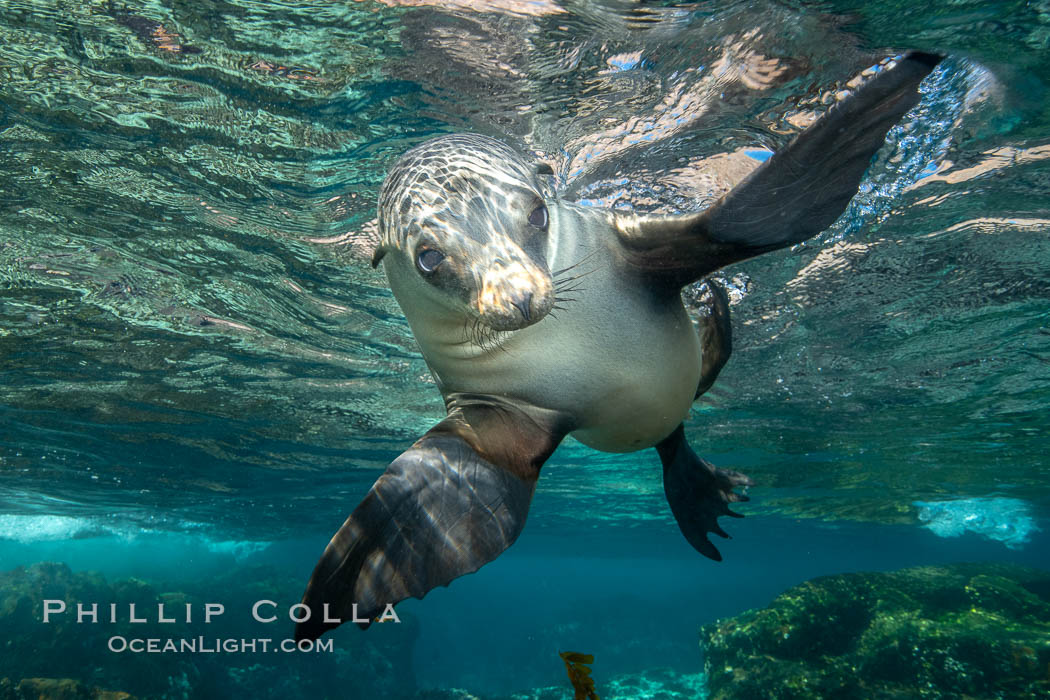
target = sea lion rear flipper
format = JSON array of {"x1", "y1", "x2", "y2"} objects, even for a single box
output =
[
  {"x1": 615, "y1": 51, "x2": 944, "y2": 285},
  {"x1": 657, "y1": 424, "x2": 753, "y2": 561},
  {"x1": 296, "y1": 398, "x2": 568, "y2": 641},
  {"x1": 695, "y1": 278, "x2": 732, "y2": 399}
]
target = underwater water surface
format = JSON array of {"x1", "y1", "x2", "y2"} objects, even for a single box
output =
[{"x1": 0, "y1": 0, "x2": 1048, "y2": 698}]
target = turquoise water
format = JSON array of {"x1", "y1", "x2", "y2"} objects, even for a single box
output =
[{"x1": 0, "y1": 0, "x2": 1048, "y2": 698}]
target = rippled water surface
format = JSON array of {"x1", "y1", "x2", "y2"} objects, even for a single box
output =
[{"x1": 1, "y1": 0, "x2": 1048, "y2": 696}]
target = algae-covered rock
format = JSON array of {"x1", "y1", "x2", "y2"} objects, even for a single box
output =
[
  {"x1": 412, "y1": 668, "x2": 706, "y2": 700},
  {"x1": 700, "y1": 563, "x2": 1050, "y2": 699},
  {"x1": 0, "y1": 563, "x2": 176, "y2": 695},
  {"x1": 0, "y1": 677, "x2": 135, "y2": 700},
  {"x1": 411, "y1": 667, "x2": 705, "y2": 700},
  {"x1": 0, "y1": 562, "x2": 419, "y2": 699}
]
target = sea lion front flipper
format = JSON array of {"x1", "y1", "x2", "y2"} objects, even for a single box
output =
[
  {"x1": 615, "y1": 51, "x2": 943, "y2": 286},
  {"x1": 656, "y1": 424, "x2": 753, "y2": 561},
  {"x1": 296, "y1": 397, "x2": 569, "y2": 641},
  {"x1": 695, "y1": 278, "x2": 732, "y2": 399}
]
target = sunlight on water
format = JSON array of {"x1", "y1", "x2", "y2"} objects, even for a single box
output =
[{"x1": 913, "y1": 496, "x2": 1040, "y2": 549}]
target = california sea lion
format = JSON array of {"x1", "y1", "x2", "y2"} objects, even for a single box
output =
[{"x1": 297, "y1": 52, "x2": 943, "y2": 640}]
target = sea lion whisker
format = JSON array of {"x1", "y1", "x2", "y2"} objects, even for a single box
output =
[
  {"x1": 551, "y1": 249, "x2": 601, "y2": 277},
  {"x1": 554, "y1": 273, "x2": 590, "y2": 285},
  {"x1": 551, "y1": 263, "x2": 580, "y2": 277},
  {"x1": 484, "y1": 329, "x2": 510, "y2": 353},
  {"x1": 466, "y1": 316, "x2": 484, "y2": 348},
  {"x1": 554, "y1": 274, "x2": 591, "y2": 292},
  {"x1": 460, "y1": 316, "x2": 475, "y2": 346},
  {"x1": 553, "y1": 267, "x2": 599, "y2": 285},
  {"x1": 464, "y1": 315, "x2": 509, "y2": 352},
  {"x1": 474, "y1": 320, "x2": 489, "y2": 349}
]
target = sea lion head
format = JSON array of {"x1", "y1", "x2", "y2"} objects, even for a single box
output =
[{"x1": 375, "y1": 134, "x2": 555, "y2": 333}]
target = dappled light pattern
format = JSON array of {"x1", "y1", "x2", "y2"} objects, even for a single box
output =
[
  {"x1": 376, "y1": 135, "x2": 555, "y2": 333},
  {"x1": 297, "y1": 393, "x2": 570, "y2": 639},
  {"x1": 0, "y1": 0, "x2": 1047, "y2": 542},
  {"x1": 562, "y1": 30, "x2": 793, "y2": 182},
  {"x1": 614, "y1": 53, "x2": 942, "y2": 285},
  {"x1": 296, "y1": 428, "x2": 537, "y2": 640},
  {"x1": 374, "y1": 0, "x2": 565, "y2": 16}
]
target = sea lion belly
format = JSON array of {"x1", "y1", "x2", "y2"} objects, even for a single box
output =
[
  {"x1": 558, "y1": 297, "x2": 701, "y2": 453},
  {"x1": 533, "y1": 203, "x2": 702, "y2": 451},
  {"x1": 486, "y1": 287, "x2": 701, "y2": 451}
]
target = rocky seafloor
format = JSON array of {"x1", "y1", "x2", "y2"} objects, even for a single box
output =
[
  {"x1": 0, "y1": 672, "x2": 705, "y2": 700},
  {"x1": 700, "y1": 563, "x2": 1050, "y2": 700},
  {"x1": 3, "y1": 562, "x2": 1048, "y2": 699},
  {"x1": 0, "y1": 562, "x2": 704, "y2": 700},
  {"x1": 0, "y1": 562, "x2": 418, "y2": 699}
]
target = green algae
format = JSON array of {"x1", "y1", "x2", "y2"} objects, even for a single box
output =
[
  {"x1": 416, "y1": 668, "x2": 706, "y2": 700},
  {"x1": 0, "y1": 562, "x2": 418, "y2": 699},
  {"x1": 0, "y1": 677, "x2": 134, "y2": 700},
  {"x1": 700, "y1": 563, "x2": 1050, "y2": 700}
]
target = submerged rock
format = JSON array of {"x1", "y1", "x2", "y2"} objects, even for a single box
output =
[
  {"x1": 414, "y1": 668, "x2": 706, "y2": 700},
  {"x1": 700, "y1": 563, "x2": 1050, "y2": 699},
  {"x1": 0, "y1": 677, "x2": 134, "y2": 700}
]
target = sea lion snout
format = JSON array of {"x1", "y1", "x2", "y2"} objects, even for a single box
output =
[{"x1": 477, "y1": 259, "x2": 553, "y2": 330}]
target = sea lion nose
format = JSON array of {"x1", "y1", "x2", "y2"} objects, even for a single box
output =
[
  {"x1": 477, "y1": 261, "x2": 552, "y2": 330},
  {"x1": 510, "y1": 292, "x2": 533, "y2": 321}
]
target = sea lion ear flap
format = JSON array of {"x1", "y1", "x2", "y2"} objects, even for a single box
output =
[
  {"x1": 370, "y1": 247, "x2": 387, "y2": 269},
  {"x1": 614, "y1": 51, "x2": 944, "y2": 286}
]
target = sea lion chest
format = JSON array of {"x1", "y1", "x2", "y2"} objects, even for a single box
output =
[{"x1": 398, "y1": 203, "x2": 702, "y2": 453}]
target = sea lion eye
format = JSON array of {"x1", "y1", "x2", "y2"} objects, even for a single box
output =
[
  {"x1": 528, "y1": 204, "x2": 548, "y2": 230},
  {"x1": 416, "y1": 248, "x2": 445, "y2": 274}
]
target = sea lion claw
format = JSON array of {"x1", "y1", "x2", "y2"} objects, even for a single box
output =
[{"x1": 656, "y1": 424, "x2": 754, "y2": 561}]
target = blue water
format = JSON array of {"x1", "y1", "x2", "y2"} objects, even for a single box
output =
[
  {"x1": 1, "y1": 0, "x2": 1048, "y2": 697},
  {"x1": 1, "y1": 514, "x2": 1046, "y2": 695}
]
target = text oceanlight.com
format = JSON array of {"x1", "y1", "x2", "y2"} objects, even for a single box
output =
[{"x1": 107, "y1": 637, "x2": 333, "y2": 654}]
